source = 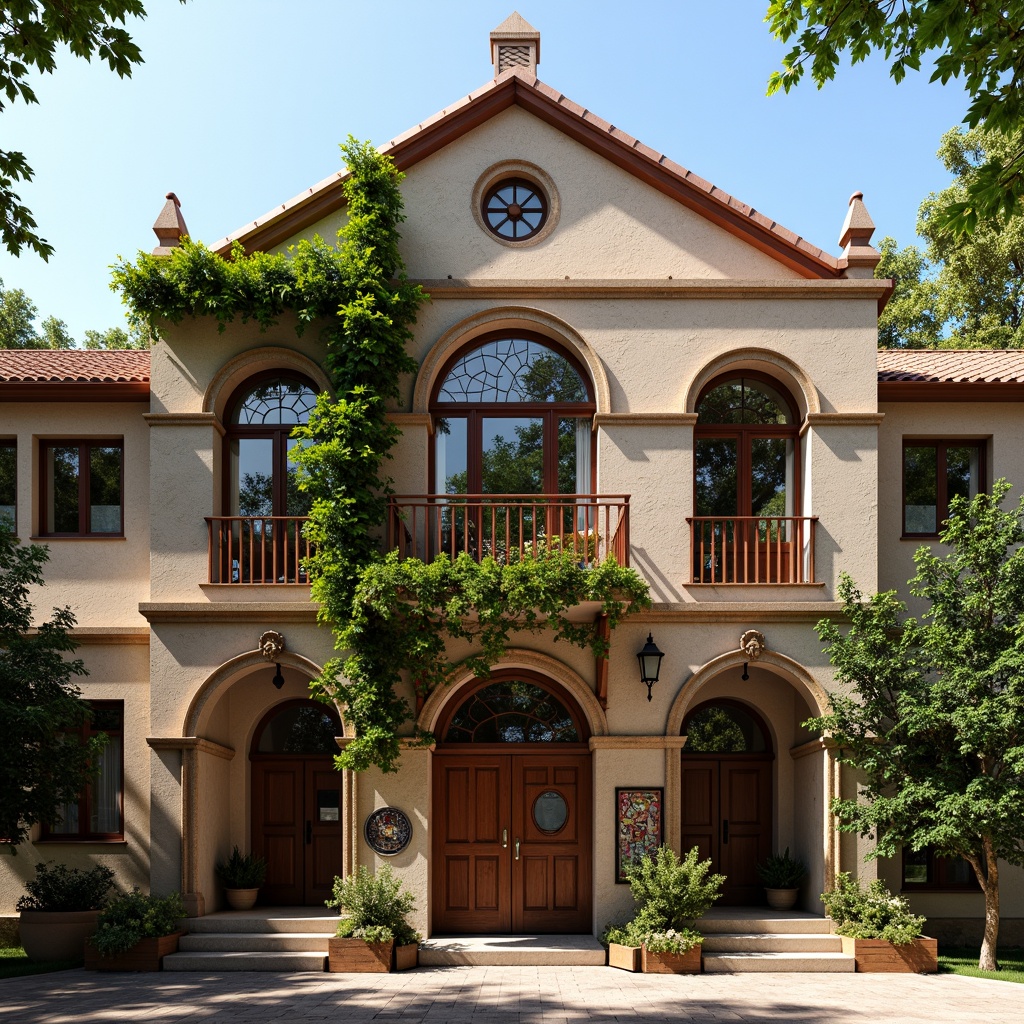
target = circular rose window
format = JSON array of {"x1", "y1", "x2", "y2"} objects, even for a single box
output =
[
  {"x1": 532, "y1": 790, "x2": 568, "y2": 834},
  {"x1": 482, "y1": 178, "x2": 548, "y2": 241}
]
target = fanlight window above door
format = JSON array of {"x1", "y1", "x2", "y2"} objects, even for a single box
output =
[
  {"x1": 444, "y1": 680, "x2": 581, "y2": 743},
  {"x1": 255, "y1": 702, "x2": 341, "y2": 755},
  {"x1": 231, "y1": 378, "x2": 318, "y2": 425},
  {"x1": 682, "y1": 702, "x2": 771, "y2": 754}
]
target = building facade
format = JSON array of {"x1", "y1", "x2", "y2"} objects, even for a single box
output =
[{"x1": 2, "y1": 16, "x2": 1023, "y2": 946}]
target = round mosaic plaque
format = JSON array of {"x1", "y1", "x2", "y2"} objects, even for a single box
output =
[{"x1": 363, "y1": 806, "x2": 412, "y2": 856}]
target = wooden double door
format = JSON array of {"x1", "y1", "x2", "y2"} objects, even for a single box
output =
[
  {"x1": 432, "y1": 751, "x2": 592, "y2": 934},
  {"x1": 251, "y1": 757, "x2": 343, "y2": 905},
  {"x1": 680, "y1": 756, "x2": 772, "y2": 905}
]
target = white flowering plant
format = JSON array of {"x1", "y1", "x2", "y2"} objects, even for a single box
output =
[{"x1": 821, "y1": 872, "x2": 926, "y2": 945}]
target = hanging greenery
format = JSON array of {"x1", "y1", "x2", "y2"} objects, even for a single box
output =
[{"x1": 114, "y1": 137, "x2": 650, "y2": 775}]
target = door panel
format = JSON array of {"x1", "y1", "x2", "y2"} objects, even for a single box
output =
[
  {"x1": 251, "y1": 757, "x2": 342, "y2": 906},
  {"x1": 432, "y1": 750, "x2": 592, "y2": 934},
  {"x1": 680, "y1": 756, "x2": 772, "y2": 905}
]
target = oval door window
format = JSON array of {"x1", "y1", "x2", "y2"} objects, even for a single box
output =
[{"x1": 533, "y1": 790, "x2": 568, "y2": 834}]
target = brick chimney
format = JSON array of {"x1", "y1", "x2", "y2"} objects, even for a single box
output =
[
  {"x1": 152, "y1": 192, "x2": 189, "y2": 255},
  {"x1": 490, "y1": 12, "x2": 540, "y2": 77},
  {"x1": 839, "y1": 191, "x2": 880, "y2": 278}
]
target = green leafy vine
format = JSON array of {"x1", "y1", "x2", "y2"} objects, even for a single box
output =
[{"x1": 114, "y1": 137, "x2": 650, "y2": 775}]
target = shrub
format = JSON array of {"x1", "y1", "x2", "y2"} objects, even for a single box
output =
[
  {"x1": 91, "y1": 889, "x2": 187, "y2": 956},
  {"x1": 625, "y1": 845, "x2": 725, "y2": 932},
  {"x1": 640, "y1": 928, "x2": 703, "y2": 954},
  {"x1": 16, "y1": 862, "x2": 115, "y2": 912},
  {"x1": 215, "y1": 846, "x2": 267, "y2": 889},
  {"x1": 821, "y1": 873, "x2": 926, "y2": 945},
  {"x1": 757, "y1": 848, "x2": 807, "y2": 889},
  {"x1": 326, "y1": 864, "x2": 418, "y2": 946}
]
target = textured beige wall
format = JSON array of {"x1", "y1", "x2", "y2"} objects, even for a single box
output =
[{"x1": 3, "y1": 400, "x2": 150, "y2": 626}]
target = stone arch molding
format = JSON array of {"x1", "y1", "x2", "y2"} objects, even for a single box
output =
[
  {"x1": 412, "y1": 307, "x2": 611, "y2": 416},
  {"x1": 683, "y1": 347, "x2": 820, "y2": 421},
  {"x1": 184, "y1": 648, "x2": 341, "y2": 738},
  {"x1": 665, "y1": 647, "x2": 829, "y2": 738},
  {"x1": 417, "y1": 648, "x2": 609, "y2": 739},
  {"x1": 204, "y1": 346, "x2": 333, "y2": 422}
]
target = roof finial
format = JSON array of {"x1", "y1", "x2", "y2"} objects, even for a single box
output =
[
  {"x1": 838, "y1": 190, "x2": 879, "y2": 278},
  {"x1": 152, "y1": 192, "x2": 189, "y2": 255},
  {"x1": 490, "y1": 12, "x2": 540, "y2": 78}
]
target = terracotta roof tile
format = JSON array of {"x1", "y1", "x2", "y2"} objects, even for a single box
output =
[
  {"x1": 0, "y1": 349, "x2": 150, "y2": 383},
  {"x1": 877, "y1": 349, "x2": 1024, "y2": 384}
]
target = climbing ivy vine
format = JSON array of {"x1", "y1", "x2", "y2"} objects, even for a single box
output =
[{"x1": 114, "y1": 138, "x2": 650, "y2": 774}]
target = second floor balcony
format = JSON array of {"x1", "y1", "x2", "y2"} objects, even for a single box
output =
[
  {"x1": 688, "y1": 516, "x2": 818, "y2": 585},
  {"x1": 387, "y1": 494, "x2": 631, "y2": 567}
]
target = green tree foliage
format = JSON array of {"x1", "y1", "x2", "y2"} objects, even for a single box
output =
[
  {"x1": 766, "y1": 1, "x2": 1024, "y2": 235},
  {"x1": 878, "y1": 127, "x2": 1024, "y2": 349},
  {"x1": 0, "y1": 2, "x2": 187, "y2": 259},
  {"x1": 0, "y1": 520, "x2": 100, "y2": 848},
  {"x1": 811, "y1": 481, "x2": 1024, "y2": 971}
]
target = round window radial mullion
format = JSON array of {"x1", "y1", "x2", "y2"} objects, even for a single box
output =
[{"x1": 483, "y1": 178, "x2": 548, "y2": 241}]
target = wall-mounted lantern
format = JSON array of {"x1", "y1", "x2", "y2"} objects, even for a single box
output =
[{"x1": 636, "y1": 632, "x2": 665, "y2": 702}]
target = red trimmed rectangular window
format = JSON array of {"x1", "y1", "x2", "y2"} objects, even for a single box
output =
[
  {"x1": 39, "y1": 440, "x2": 123, "y2": 536},
  {"x1": 903, "y1": 440, "x2": 985, "y2": 537},
  {"x1": 902, "y1": 846, "x2": 979, "y2": 891}
]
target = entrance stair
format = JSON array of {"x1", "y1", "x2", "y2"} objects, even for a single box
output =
[
  {"x1": 697, "y1": 908, "x2": 854, "y2": 973},
  {"x1": 164, "y1": 908, "x2": 337, "y2": 972},
  {"x1": 420, "y1": 934, "x2": 606, "y2": 966}
]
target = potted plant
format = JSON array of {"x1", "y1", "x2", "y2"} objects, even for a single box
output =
[
  {"x1": 757, "y1": 847, "x2": 807, "y2": 909},
  {"x1": 85, "y1": 889, "x2": 187, "y2": 971},
  {"x1": 822, "y1": 873, "x2": 936, "y2": 973},
  {"x1": 602, "y1": 845, "x2": 724, "y2": 974},
  {"x1": 325, "y1": 864, "x2": 420, "y2": 972},
  {"x1": 16, "y1": 862, "x2": 115, "y2": 961},
  {"x1": 215, "y1": 846, "x2": 267, "y2": 910}
]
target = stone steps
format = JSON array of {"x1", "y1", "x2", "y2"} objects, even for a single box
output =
[
  {"x1": 701, "y1": 932, "x2": 843, "y2": 953},
  {"x1": 419, "y1": 935, "x2": 606, "y2": 966},
  {"x1": 703, "y1": 951, "x2": 855, "y2": 973},
  {"x1": 164, "y1": 950, "x2": 327, "y2": 972},
  {"x1": 178, "y1": 931, "x2": 331, "y2": 952}
]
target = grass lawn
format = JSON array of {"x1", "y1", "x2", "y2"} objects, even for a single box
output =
[
  {"x1": 0, "y1": 947, "x2": 80, "y2": 980},
  {"x1": 939, "y1": 946, "x2": 1024, "y2": 984}
]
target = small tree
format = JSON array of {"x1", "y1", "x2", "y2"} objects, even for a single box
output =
[
  {"x1": 0, "y1": 520, "x2": 100, "y2": 847},
  {"x1": 811, "y1": 481, "x2": 1024, "y2": 971}
]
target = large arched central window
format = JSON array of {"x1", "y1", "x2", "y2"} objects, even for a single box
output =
[
  {"x1": 430, "y1": 333, "x2": 595, "y2": 496},
  {"x1": 692, "y1": 374, "x2": 804, "y2": 584}
]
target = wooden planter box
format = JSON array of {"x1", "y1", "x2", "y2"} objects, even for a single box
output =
[
  {"x1": 394, "y1": 942, "x2": 418, "y2": 971},
  {"x1": 327, "y1": 937, "x2": 394, "y2": 973},
  {"x1": 608, "y1": 942, "x2": 641, "y2": 972},
  {"x1": 641, "y1": 942, "x2": 702, "y2": 974},
  {"x1": 840, "y1": 936, "x2": 938, "y2": 973},
  {"x1": 84, "y1": 932, "x2": 182, "y2": 972}
]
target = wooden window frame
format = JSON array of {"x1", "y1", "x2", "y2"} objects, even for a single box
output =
[
  {"x1": 901, "y1": 846, "x2": 980, "y2": 892},
  {"x1": 38, "y1": 438, "x2": 124, "y2": 538},
  {"x1": 39, "y1": 700, "x2": 124, "y2": 843},
  {"x1": 901, "y1": 439, "x2": 987, "y2": 539},
  {"x1": 0, "y1": 438, "x2": 15, "y2": 535}
]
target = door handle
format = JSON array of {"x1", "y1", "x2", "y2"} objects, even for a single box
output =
[
  {"x1": 514, "y1": 839, "x2": 520, "y2": 860},
  {"x1": 722, "y1": 819, "x2": 729, "y2": 845},
  {"x1": 502, "y1": 828, "x2": 508, "y2": 848},
  {"x1": 306, "y1": 819, "x2": 312, "y2": 846}
]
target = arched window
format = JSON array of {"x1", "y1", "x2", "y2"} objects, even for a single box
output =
[
  {"x1": 225, "y1": 374, "x2": 318, "y2": 518},
  {"x1": 252, "y1": 700, "x2": 342, "y2": 756},
  {"x1": 692, "y1": 374, "x2": 802, "y2": 583},
  {"x1": 681, "y1": 700, "x2": 772, "y2": 755},
  {"x1": 430, "y1": 333, "x2": 595, "y2": 496}
]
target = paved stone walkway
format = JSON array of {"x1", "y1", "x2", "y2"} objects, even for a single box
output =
[{"x1": 1, "y1": 965, "x2": 1022, "y2": 1024}]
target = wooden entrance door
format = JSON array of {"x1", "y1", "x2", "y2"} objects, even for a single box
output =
[
  {"x1": 432, "y1": 751, "x2": 592, "y2": 934},
  {"x1": 680, "y1": 757, "x2": 772, "y2": 904},
  {"x1": 251, "y1": 758, "x2": 343, "y2": 905}
]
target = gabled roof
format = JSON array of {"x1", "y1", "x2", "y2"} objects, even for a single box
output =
[
  {"x1": 0, "y1": 349, "x2": 150, "y2": 401},
  {"x1": 878, "y1": 348, "x2": 1024, "y2": 400},
  {"x1": 213, "y1": 69, "x2": 845, "y2": 280}
]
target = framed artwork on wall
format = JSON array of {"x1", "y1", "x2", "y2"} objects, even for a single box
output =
[{"x1": 615, "y1": 787, "x2": 663, "y2": 883}]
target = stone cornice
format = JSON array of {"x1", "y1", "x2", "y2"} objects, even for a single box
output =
[
  {"x1": 144, "y1": 412, "x2": 226, "y2": 437},
  {"x1": 139, "y1": 601, "x2": 320, "y2": 624},
  {"x1": 641, "y1": 602, "x2": 845, "y2": 623},
  {"x1": 146, "y1": 736, "x2": 236, "y2": 760},
  {"x1": 594, "y1": 413, "x2": 698, "y2": 428},
  {"x1": 800, "y1": 412, "x2": 884, "y2": 437},
  {"x1": 588, "y1": 736, "x2": 688, "y2": 750}
]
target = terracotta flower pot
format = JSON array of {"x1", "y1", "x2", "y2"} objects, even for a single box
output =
[
  {"x1": 84, "y1": 932, "x2": 182, "y2": 971},
  {"x1": 641, "y1": 942, "x2": 702, "y2": 974},
  {"x1": 327, "y1": 937, "x2": 394, "y2": 973},
  {"x1": 839, "y1": 935, "x2": 937, "y2": 973},
  {"x1": 224, "y1": 888, "x2": 259, "y2": 911},
  {"x1": 19, "y1": 909, "x2": 100, "y2": 961},
  {"x1": 765, "y1": 887, "x2": 800, "y2": 910}
]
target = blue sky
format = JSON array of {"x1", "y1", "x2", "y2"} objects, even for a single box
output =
[{"x1": 0, "y1": 1, "x2": 969, "y2": 339}]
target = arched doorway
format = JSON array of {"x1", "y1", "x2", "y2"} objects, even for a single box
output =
[
  {"x1": 250, "y1": 699, "x2": 343, "y2": 906},
  {"x1": 431, "y1": 673, "x2": 593, "y2": 934},
  {"x1": 680, "y1": 700, "x2": 774, "y2": 905}
]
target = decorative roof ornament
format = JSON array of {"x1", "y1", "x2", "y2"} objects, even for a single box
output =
[
  {"x1": 152, "y1": 192, "x2": 189, "y2": 255},
  {"x1": 490, "y1": 11, "x2": 540, "y2": 78},
  {"x1": 838, "y1": 191, "x2": 880, "y2": 278}
]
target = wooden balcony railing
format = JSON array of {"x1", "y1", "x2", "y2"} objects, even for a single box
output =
[
  {"x1": 387, "y1": 495, "x2": 631, "y2": 567},
  {"x1": 687, "y1": 516, "x2": 818, "y2": 584},
  {"x1": 206, "y1": 516, "x2": 313, "y2": 584}
]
